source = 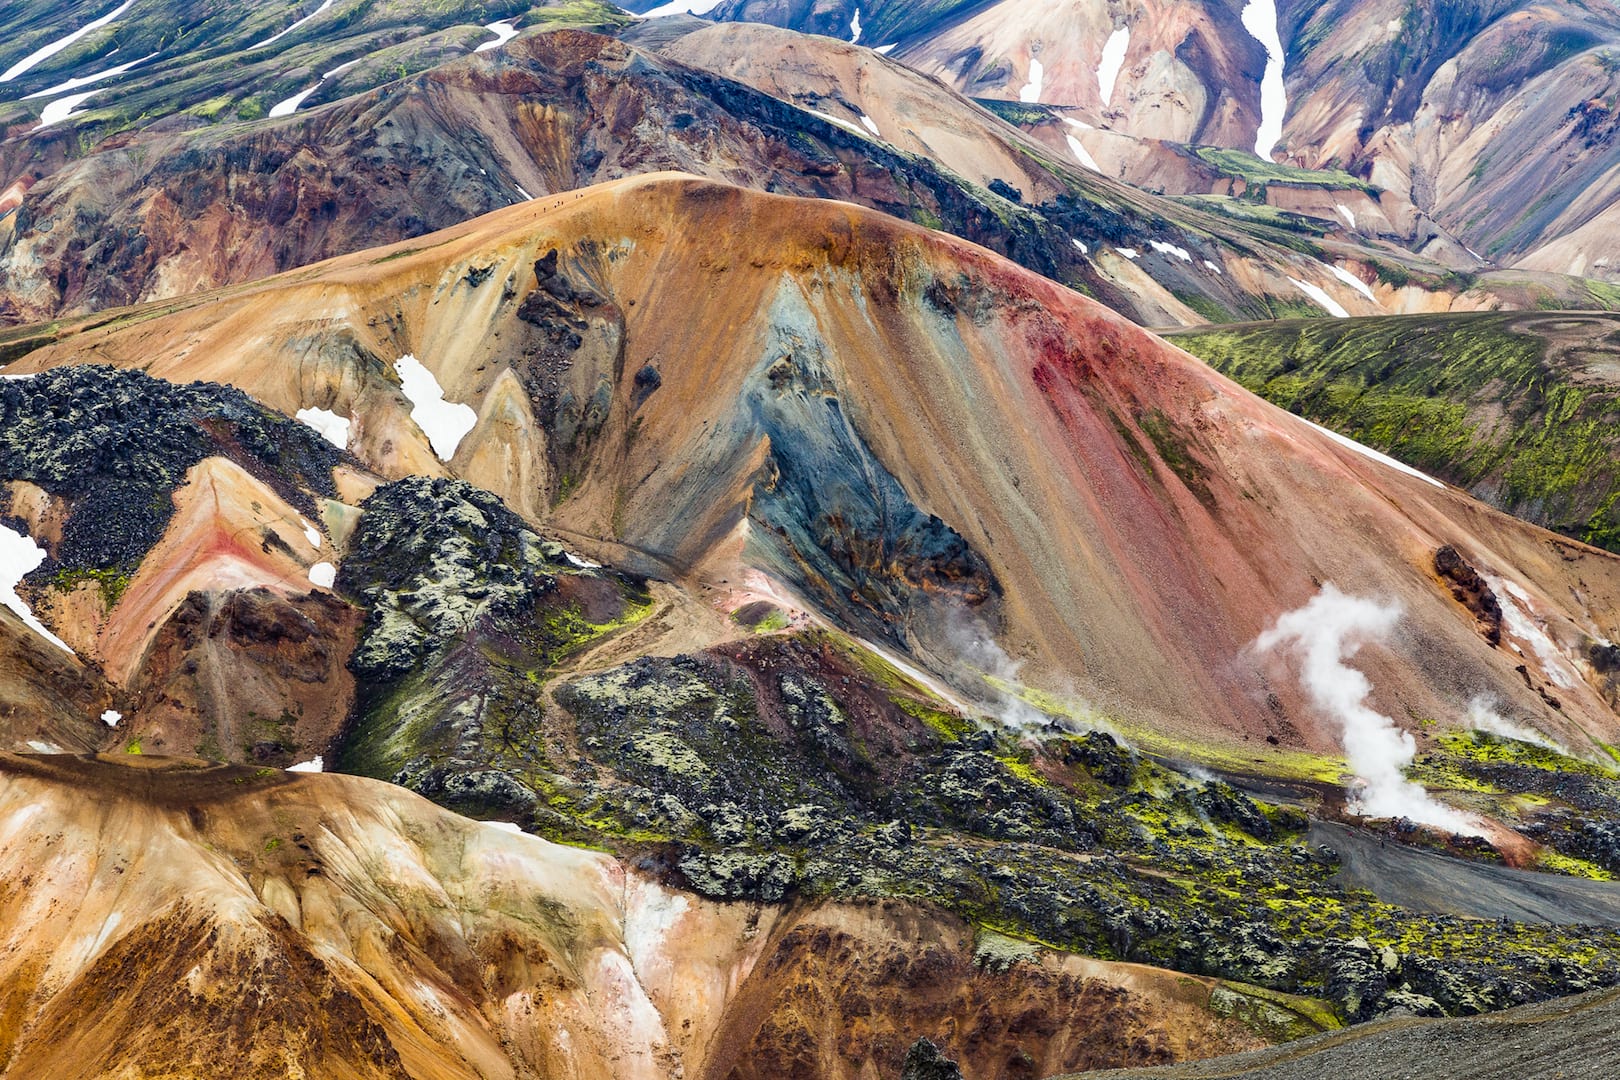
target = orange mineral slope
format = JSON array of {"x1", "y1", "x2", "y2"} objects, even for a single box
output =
[{"x1": 10, "y1": 172, "x2": 1620, "y2": 756}]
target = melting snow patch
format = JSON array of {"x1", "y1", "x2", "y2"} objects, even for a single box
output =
[
  {"x1": 394, "y1": 354, "x2": 476, "y2": 461},
  {"x1": 36, "y1": 90, "x2": 102, "y2": 129},
  {"x1": 804, "y1": 106, "x2": 870, "y2": 137},
  {"x1": 1483, "y1": 575, "x2": 1577, "y2": 689},
  {"x1": 514, "y1": 184, "x2": 534, "y2": 200},
  {"x1": 295, "y1": 406, "x2": 350, "y2": 449},
  {"x1": 641, "y1": 0, "x2": 725, "y2": 16},
  {"x1": 25, "y1": 740, "x2": 61, "y2": 754},
  {"x1": 101, "y1": 710, "x2": 121, "y2": 727},
  {"x1": 875, "y1": 43, "x2": 896, "y2": 55},
  {"x1": 300, "y1": 518, "x2": 321, "y2": 550},
  {"x1": 1327, "y1": 263, "x2": 1377, "y2": 303},
  {"x1": 850, "y1": 7, "x2": 862, "y2": 44},
  {"x1": 1018, "y1": 56, "x2": 1044, "y2": 104},
  {"x1": 1302, "y1": 418, "x2": 1444, "y2": 488},
  {"x1": 1065, "y1": 134, "x2": 1101, "y2": 172},
  {"x1": 1150, "y1": 240, "x2": 1192, "y2": 262},
  {"x1": 1336, "y1": 204, "x2": 1356, "y2": 229},
  {"x1": 287, "y1": 756, "x2": 323, "y2": 773},
  {"x1": 1241, "y1": 0, "x2": 1287, "y2": 160},
  {"x1": 23, "y1": 50, "x2": 156, "y2": 99},
  {"x1": 1287, "y1": 276, "x2": 1348, "y2": 318},
  {"x1": 859, "y1": 114, "x2": 880, "y2": 136},
  {"x1": 565, "y1": 552, "x2": 602, "y2": 569},
  {"x1": 1203, "y1": 259, "x2": 1223, "y2": 275},
  {"x1": 252, "y1": 0, "x2": 334, "y2": 50},
  {"x1": 1098, "y1": 27, "x2": 1130, "y2": 107},
  {"x1": 308, "y1": 562, "x2": 337, "y2": 589},
  {"x1": 1072, "y1": 239, "x2": 1089, "y2": 255},
  {"x1": 474, "y1": 20, "x2": 518, "y2": 53},
  {"x1": 1115, "y1": 247, "x2": 1139, "y2": 260},
  {"x1": 0, "y1": 524, "x2": 74, "y2": 654},
  {"x1": 268, "y1": 83, "x2": 319, "y2": 118},
  {"x1": 2, "y1": 0, "x2": 135, "y2": 83}
]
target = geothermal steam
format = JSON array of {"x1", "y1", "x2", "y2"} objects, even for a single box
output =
[{"x1": 1257, "y1": 585, "x2": 1480, "y2": 835}]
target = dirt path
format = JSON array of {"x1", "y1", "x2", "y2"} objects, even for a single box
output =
[{"x1": 1309, "y1": 821, "x2": 1620, "y2": 926}]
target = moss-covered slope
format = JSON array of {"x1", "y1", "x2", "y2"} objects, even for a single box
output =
[{"x1": 1171, "y1": 311, "x2": 1620, "y2": 549}]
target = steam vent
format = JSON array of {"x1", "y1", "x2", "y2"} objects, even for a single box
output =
[{"x1": 6, "y1": 2, "x2": 1620, "y2": 1077}]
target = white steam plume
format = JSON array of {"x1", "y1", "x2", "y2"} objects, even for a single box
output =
[
  {"x1": 1256, "y1": 585, "x2": 1481, "y2": 835},
  {"x1": 1466, "y1": 695, "x2": 1566, "y2": 754},
  {"x1": 935, "y1": 612, "x2": 1095, "y2": 735}
]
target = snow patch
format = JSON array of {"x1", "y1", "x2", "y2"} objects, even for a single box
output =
[
  {"x1": 287, "y1": 756, "x2": 323, "y2": 773},
  {"x1": 25, "y1": 740, "x2": 61, "y2": 754},
  {"x1": 1072, "y1": 239, "x2": 1089, "y2": 255},
  {"x1": 295, "y1": 406, "x2": 350, "y2": 449},
  {"x1": 308, "y1": 562, "x2": 337, "y2": 588},
  {"x1": 859, "y1": 113, "x2": 880, "y2": 136},
  {"x1": 1483, "y1": 575, "x2": 1577, "y2": 689},
  {"x1": 565, "y1": 552, "x2": 602, "y2": 570},
  {"x1": 1203, "y1": 259, "x2": 1223, "y2": 275},
  {"x1": 1241, "y1": 0, "x2": 1287, "y2": 161},
  {"x1": 1302, "y1": 418, "x2": 1445, "y2": 488},
  {"x1": 252, "y1": 0, "x2": 334, "y2": 50},
  {"x1": 514, "y1": 184, "x2": 535, "y2": 200},
  {"x1": 300, "y1": 518, "x2": 322, "y2": 550},
  {"x1": 474, "y1": 20, "x2": 518, "y2": 53},
  {"x1": 1327, "y1": 263, "x2": 1377, "y2": 303},
  {"x1": 1098, "y1": 27, "x2": 1130, "y2": 107},
  {"x1": 1018, "y1": 56, "x2": 1044, "y2": 104},
  {"x1": 36, "y1": 90, "x2": 102, "y2": 129},
  {"x1": 641, "y1": 0, "x2": 724, "y2": 16},
  {"x1": 0, "y1": 524, "x2": 74, "y2": 654},
  {"x1": 1149, "y1": 240, "x2": 1192, "y2": 262},
  {"x1": 394, "y1": 354, "x2": 476, "y2": 461},
  {"x1": 2, "y1": 0, "x2": 135, "y2": 83},
  {"x1": 874, "y1": 43, "x2": 896, "y2": 55},
  {"x1": 23, "y1": 50, "x2": 156, "y2": 99},
  {"x1": 1065, "y1": 134, "x2": 1100, "y2": 172},
  {"x1": 268, "y1": 83, "x2": 318, "y2": 118},
  {"x1": 849, "y1": 7, "x2": 862, "y2": 44},
  {"x1": 1336, "y1": 203, "x2": 1356, "y2": 229},
  {"x1": 1114, "y1": 247, "x2": 1139, "y2": 260},
  {"x1": 1287, "y1": 276, "x2": 1348, "y2": 318},
  {"x1": 804, "y1": 106, "x2": 870, "y2": 138},
  {"x1": 101, "y1": 710, "x2": 121, "y2": 727}
]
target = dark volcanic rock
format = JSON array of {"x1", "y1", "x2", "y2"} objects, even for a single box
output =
[{"x1": 0, "y1": 366, "x2": 339, "y2": 574}]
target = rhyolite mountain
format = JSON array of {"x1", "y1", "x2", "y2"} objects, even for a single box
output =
[
  {"x1": 4, "y1": 3, "x2": 1620, "y2": 1078},
  {"x1": 2, "y1": 4, "x2": 1612, "y2": 334},
  {"x1": 700, "y1": 0, "x2": 1620, "y2": 283},
  {"x1": 4, "y1": 179, "x2": 1620, "y2": 1076}
]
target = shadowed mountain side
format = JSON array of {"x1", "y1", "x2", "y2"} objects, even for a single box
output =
[{"x1": 6, "y1": 173, "x2": 1620, "y2": 759}]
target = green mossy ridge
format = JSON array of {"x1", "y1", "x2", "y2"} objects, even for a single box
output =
[
  {"x1": 1193, "y1": 147, "x2": 1374, "y2": 194},
  {"x1": 1171, "y1": 312, "x2": 1620, "y2": 550}
]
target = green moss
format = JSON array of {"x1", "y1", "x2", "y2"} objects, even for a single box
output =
[
  {"x1": 50, "y1": 565, "x2": 132, "y2": 608},
  {"x1": 1170, "y1": 312, "x2": 1620, "y2": 550},
  {"x1": 1194, "y1": 147, "x2": 1373, "y2": 192}
]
